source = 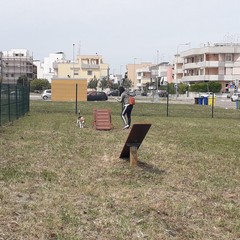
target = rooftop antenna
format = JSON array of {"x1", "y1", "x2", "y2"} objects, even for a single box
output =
[{"x1": 78, "y1": 41, "x2": 81, "y2": 56}]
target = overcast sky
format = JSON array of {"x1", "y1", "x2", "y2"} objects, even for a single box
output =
[{"x1": 1, "y1": 0, "x2": 240, "y2": 74}]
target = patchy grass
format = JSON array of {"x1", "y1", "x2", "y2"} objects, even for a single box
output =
[{"x1": 0, "y1": 101, "x2": 240, "y2": 239}]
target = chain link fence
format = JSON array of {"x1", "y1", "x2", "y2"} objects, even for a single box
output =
[{"x1": 0, "y1": 83, "x2": 30, "y2": 126}]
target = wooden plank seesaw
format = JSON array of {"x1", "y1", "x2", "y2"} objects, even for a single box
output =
[{"x1": 119, "y1": 123, "x2": 151, "y2": 167}]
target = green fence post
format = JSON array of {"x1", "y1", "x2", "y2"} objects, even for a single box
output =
[
  {"x1": 211, "y1": 93, "x2": 214, "y2": 118},
  {"x1": 0, "y1": 84, "x2": 1, "y2": 126},
  {"x1": 167, "y1": 83, "x2": 169, "y2": 117},
  {"x1": 75, "y1": 83, "x2": 78, "y2": 114},
  {"x1": 15, "y1": 85, "x2": 18, "y2": 119},
  {"x1": 8, "y1": 84, "x2": 11, "y2": 122}
]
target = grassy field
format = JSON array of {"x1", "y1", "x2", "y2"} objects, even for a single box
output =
[{"x1": 0, "y1": 101, "x2": 240, "y2": 240}]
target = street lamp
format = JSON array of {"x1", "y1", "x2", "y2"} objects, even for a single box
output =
[
  {"x1": 72, "y1": 43, "x2": 75, "y2": 78},
  {"x1": 176, "y1": 43, "x2": 190, "y2": 96},
  {"x1": 133, "y1": 58, "x2": 137, "y2": 89},
  {"x1": 120, "y1": 65, "x2": 123, "y2": 76}
]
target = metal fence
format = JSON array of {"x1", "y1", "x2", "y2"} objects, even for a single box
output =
[{"x1": 0, "y1": 83, "x2": 30, "y2": 126}]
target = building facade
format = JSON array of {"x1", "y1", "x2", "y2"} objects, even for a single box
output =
[
  {"x1": 127, "y1": 62, "x2": 173, "y2": 90},
  {"x1": 1, "y1": 49, "x2": 37, "y2": 84},
  {"x1": 126, "y1": 62, "x2": 154, "y2": 89},
  {"x1": 149, "y1": 62, "x2": 173, "y2": 87},
  {"x1": 53, "y1": 54, "x2": 109, "y2": 82},
  {"x1": 175, "y1": 43, "x2": 240, "y2": 92},
  {"x1": 34, "y1": 52, "x2": 66, "y2": 82}
]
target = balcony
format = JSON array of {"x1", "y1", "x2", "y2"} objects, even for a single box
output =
[
  {"x1": 182, "y1": 74, "x2": 240, "y2": 82},
  {"x1": 184, "y1": 61, "x2": 223, "y2": 69},
  {"x1": 183, "y1": 75, "x2": 219, "y2": 82},
  {"x1": 81, "y1": 64, "x2": 100, "y2": 69}
]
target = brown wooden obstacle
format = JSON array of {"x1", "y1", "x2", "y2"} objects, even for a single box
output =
[
  {"x1": 93, "y1": 109, "x2": 113, "y2": 130},
  {"x1": 120, "y1": 123, "x2": 151, "y2": 166}
]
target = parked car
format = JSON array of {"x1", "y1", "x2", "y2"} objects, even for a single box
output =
[
  {"x1": 108, "y1": 90, "x2": 119, "y2": 96},
  {"x1": 141, "y1": 91, "x2": 148, "y2": 96},
  {"x1": 129, "y1": 91, "x2": 136, "y2": 97},
  {"x1": 231, "y1": 92, "x2": 240, "y2": 102},
  {"x1": 41, "y1": 89, "x2": 51, "y2": 100},
  {"x1": 87, "y1": 91, "x2": 108, "y2": 101},
  {"x1": 199, "y1": 92, "x2": 213, "y2": 98},
  {"x1": 158, "y1": 90, "x2": 168, "y2": 97}
]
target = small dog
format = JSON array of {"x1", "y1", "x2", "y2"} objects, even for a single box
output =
[{"x1": 76, "y1": 111, "x2": 85, "y2": 128}]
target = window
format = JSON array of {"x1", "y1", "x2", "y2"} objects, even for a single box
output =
[
  {"x1": 225, "y1": 54, "x2": 232, "y2": 62},
  {"x1": 87, "y1": 70, "x2": 92, "y2": 76}
]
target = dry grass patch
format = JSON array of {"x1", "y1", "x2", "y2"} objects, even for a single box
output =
[{"x1": 0, "y1": 101, "x2": 239, "y2": 239}]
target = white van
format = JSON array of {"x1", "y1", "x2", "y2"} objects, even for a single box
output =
[{"x1": 231, "y1": 92, "x2": 240, "y2": 102}]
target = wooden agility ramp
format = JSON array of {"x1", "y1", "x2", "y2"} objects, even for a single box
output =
[
  {"x1": 120, "y1": 123, "x2": 151, "y2": 166},
  {"x1": 93, "y1": 109, "x2": 113, "y2": 130}
]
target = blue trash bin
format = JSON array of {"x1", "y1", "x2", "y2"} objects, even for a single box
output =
[
  {"x1": 198, "y1": 97, "x2": 203, "y2": 105},
  {"x1": 203, "y1": 97, "x2": 208, "y2": 105}
]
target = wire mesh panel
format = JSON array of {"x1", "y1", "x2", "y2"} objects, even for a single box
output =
[{"x1": 0, "y1": 83, "x2": 30, "y2": 126}]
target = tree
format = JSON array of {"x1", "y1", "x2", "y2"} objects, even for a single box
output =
[
  {"x1": 17, "y1": 75, "x2": 29, "y2": 86},
  {"x1": 178, "y1": 83, "x2": 189, "y2": 94},
  {"x1": 121, "y1": 78, "x2": 132, "y2": 89},
  {"x1": 30, "y1": 79, "x2": 51, "y2": 92},
  {"x1": 208, "y1": 82, "x2": 222, "y2": 93},
  {"x1": 167, "y1": 83, "x2": 176, "y2": 94},
  {"x1": 88, "y1": 78, "x2": 98, "y2": 89},
  {"x1": 189, "y1": 82, "x2": 221, "y2": 93},
  {"x1": 99, "y1": 77, "x2": 109, "y2": 90},
  {"x1": 112, "y1": 83, "x2": 120, "y2": 90}
]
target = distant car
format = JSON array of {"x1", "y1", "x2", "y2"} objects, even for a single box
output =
[
  {"x1": 87, "y1": 91, "x2": 108, "y2": 101},
  {"x1": 129, "y1": 91, "x2": 136, "y2": 97},
  {"x1": 41, "y1": 89, "x2": 51, "y2": 100},
  {"x1": 108, "y1": 90, "x2": 119, "y2": 96},
  {"x1": 141, "y1": 92, "x2": 148, "y2": 96},
  {"x1": 158, "y1": 90, "x2": 168, "y2": 97},
  {"x1": 231, "y1": 92, "x2": 240, "y2": 102},
  {"x1": 199, "y1": 92, "x2": 213, "y2": 98}
]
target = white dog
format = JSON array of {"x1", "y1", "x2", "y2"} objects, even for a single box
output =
[{"x1": 76, "y1": 111, "x2": 85, "y2": 128}]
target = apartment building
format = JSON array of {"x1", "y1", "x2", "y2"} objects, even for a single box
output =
[
  {"x1": 51, "y1": 54, "x2": 109, "y2": 101},
  {"x1": 175, "y1": 43, "x2": 240, "y2": 92},
  {"x1": 1, "y1": 49, "x2": 37, "y2": 84},
  {"x1": 34, "y1": 52, "x2": 66, "y2": 82},
  {"x1": 126, "y1": 62, "x2": 154, "y2": 89},
  {"x1": 149, "y1": 62, "x2": 173, "y2": 86},
  {"x1": 53, "y1": 54, "x2": 109, "y2": 82},
  {"x1": 127, "y1": 62, "x2": 173, "y2": 90},
  {"x1": 136, "y1": 67, "x2": 151, "y2": 90}
]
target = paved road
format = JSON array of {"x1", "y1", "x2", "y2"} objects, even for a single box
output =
[{"x1": 30, "y1": 93, "x2": 238, "y2": 109}]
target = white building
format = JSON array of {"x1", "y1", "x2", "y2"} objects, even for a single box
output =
[
  {"x1": 1, "y1": 49, "x2": 37, "y2": 84},
  {"x1": 136, "y1": 67, "x2": 151, "y2": 90},
  {"x1": 150, "y1": 62, "x2": 173, "y2": 86},
  {"x1": 34, "y1": 52, "x2": 66, "y2": 83},
  {"x1": 174, "y1": 43, "x2": 240, "y2": 92}
]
